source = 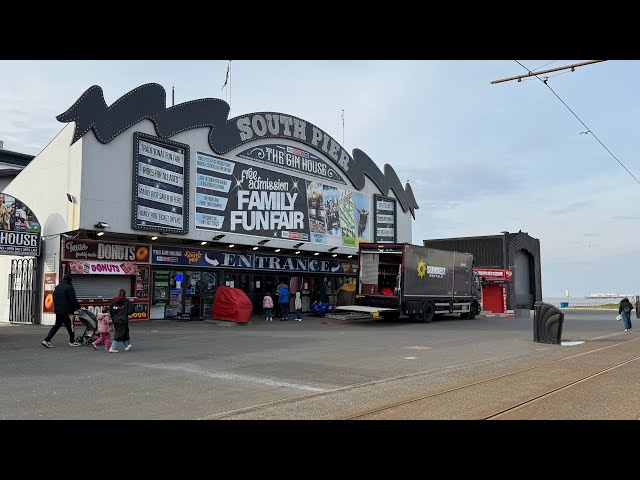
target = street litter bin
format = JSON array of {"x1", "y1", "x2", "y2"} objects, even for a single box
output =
[
  {"x1": 533, "y1": 301, "x2": 564, "y2": 344},
  {"x1": 559, "y1": 301, "x2": 569, "y2": 308}
]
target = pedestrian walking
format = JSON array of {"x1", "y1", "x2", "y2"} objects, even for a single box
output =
[
  {"x1": 92, "y1": 306, "x2": 114, "y2": 350},
  {"x1": 295, "y1": 291, "x2": 302, "y2": 321},
  {"x1": 619, "y1": 297, "x2": 634, "y2": 332},
  {"x1": 263, "y1": 292, "x2": 274, "y2": 321},
  {"x1": 42, "y1": 274, "x2": 81, "y2": 348},
  {"x1": 277, "y1": 281, "x2": 290, "y2": 321},
  {"x1": 108, "y1": 289, "x2": 134, "y2": 352}
]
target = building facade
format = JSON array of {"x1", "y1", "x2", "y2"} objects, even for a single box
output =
[
  {"x1": 1, "y1": 83, "x2": 419, "y2": 324},
  {"x1": 423, "y1": 231, "x2": 542, "y2": 312},
  {"x1": 0, "y1": 143, "x2": 33, "y2": 191}
]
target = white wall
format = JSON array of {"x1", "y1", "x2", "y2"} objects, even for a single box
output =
[
  {"x1": 395, "y1": 192, "x2": 413, "y2": 244},
  {"x1": 0, "y1": 124, "x2": 80, "y2": 323},
  {"x1": 79, "y1": 120, "x2": 156, "y2": 234},
  {"x1": 5, "y1": 123, "x2": 82, "y2": 236}
]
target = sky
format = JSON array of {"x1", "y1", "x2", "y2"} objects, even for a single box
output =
[{"x1": 0, "y1": 59, "x2": 638, "y2": 298}]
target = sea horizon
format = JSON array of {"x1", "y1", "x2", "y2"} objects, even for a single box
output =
[{"x1": 542, "y1": 296, "x2": 636, "y2": 307}]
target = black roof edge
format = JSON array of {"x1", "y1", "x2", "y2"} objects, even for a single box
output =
[{"x1": 0, "y1": 148, "x2": 35, "y2": 167}]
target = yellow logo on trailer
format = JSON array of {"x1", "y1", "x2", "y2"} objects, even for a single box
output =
[{"x1": 417, "y1": 259, "x2": 426, "y2": 278}]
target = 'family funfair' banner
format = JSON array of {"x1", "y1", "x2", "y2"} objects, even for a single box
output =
[{"x1": 194, "y1": 150, "x2": 372, "y2": 247}]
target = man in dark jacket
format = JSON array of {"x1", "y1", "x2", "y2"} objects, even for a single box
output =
[
  {"x1": 42, "y1": 274, "x2": 81, "y2": 348},
  {"x1": 619, "y1": 297, "x2": 634, "y2": 332},
  {"x1": 108, "y1": 289, "x2": 134, "y2": 352}
]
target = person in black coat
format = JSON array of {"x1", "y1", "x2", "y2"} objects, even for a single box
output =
[
  {"x1": 108, "y1": 289, "x2": 134, "y2": 352},
  {"x1": 619, "y1": 297, "x2": 634, "y2": 332},
  {"x1": 42, "y1": 274, "x2": 81, "y2": 348}
]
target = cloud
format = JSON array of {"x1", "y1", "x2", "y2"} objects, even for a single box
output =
[
  {"x1": 1, "y1": 60, "x2": 639, "y2": 298},
  {"x1": 612, "y1": 215, "x2": 640, "y2": 220}
]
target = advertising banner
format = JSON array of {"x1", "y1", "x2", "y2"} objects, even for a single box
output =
[
  {"x1": 322, "y1": 185, "x2": 342, "y2": 246},
  {"x1": 132, "y1": 133, "x2": 189, "y2": 234},
  {"x1": 0, "y1": 192, "x2": 41, "y2": 256},
  {"x1": 195, "y1": 151, "x2": 310, "y2": 241},
  {"x1": 42, "y1": 272, "x2": 56, "y2": 314},
  {"x1": 373, "y1": 194, "x2": 397, "y2": 243},
  {"x1": 67, "y1": 261, "x2": 141, "y2": 275},
  {"x1": 338, "y1": 189, "x2": 357, "y2": 248},
  {"x1": 255, "y1": 254, "x2": 358, "y2": 274},
  {"x1": 474, "y1": 269, "x2": 513, "y2": 281},
  {"x1": 62, "y1": 239, "x2": 150, "y2": 263},
  {"x1": 307, "y1": 181, "x2": 327, "y2": 245},
  {"x1": 194, "y1": 151, "x2": 372, "y2": 248},
  {"x1": 236, "y1": 144, "x2": 346, "y2": 185},
  {"x1": 151, "y1": 246, "x2": 357, "y2": 274},
  {"x1": 305, "y1": 182, "x2": 371, "y2": 247},
  {"x1": 353, "y1": 192, "x2": 371, "y2": 245},
  {"x1": 152, "y1": 245, "x2": 253, "y2": 269}
]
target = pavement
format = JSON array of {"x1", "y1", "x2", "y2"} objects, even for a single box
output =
[{"x1": 0, "y1": 309, "x2": 638, "y2": 419}]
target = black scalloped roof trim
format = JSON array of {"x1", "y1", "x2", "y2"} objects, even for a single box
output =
[{"x1": 56, "y1": 83, "x2": 418, "y2": 217}]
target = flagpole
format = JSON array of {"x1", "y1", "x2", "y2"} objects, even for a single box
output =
[{"x1": 341, "y1": 109, "x2": 345, "y2": 146}]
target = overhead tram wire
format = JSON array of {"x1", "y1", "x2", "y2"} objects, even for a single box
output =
[
  {"x1": 530, "y1": 60, "x2": 558, "y2": 71},
  {"x1": 519, "y1": 70, "x2": 571, "y2": 83},
  {"x1": 514, "y1": 60, "x2": 640, "y2": 186}
]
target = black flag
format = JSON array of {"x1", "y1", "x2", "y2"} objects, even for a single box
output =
[{"x1": 221, "y1": 62, "x2": 230, "y2": 91}]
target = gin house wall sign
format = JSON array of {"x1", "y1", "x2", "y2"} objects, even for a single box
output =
[
  {"x1": 56, "y1": 83, "x2": 420, "y2": 235},
  {"x1": 0, "y1": 192, "x2": 41, "y2": 256}
]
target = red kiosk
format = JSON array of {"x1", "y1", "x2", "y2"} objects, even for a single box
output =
[{"x1": 474, "y1": 268, "x2": 512, "y2": 314}]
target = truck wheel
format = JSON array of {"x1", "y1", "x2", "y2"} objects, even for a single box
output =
[
  {"x1": 422, "y1": 301, "x2": 435, "y2": 323},
  {"x1": 469, "y1": 301, "x2": 478, "y2": 320}
]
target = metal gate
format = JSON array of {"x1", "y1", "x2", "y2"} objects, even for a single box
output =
[{"x1": 9, "y1": 257, "x2": 37, "y2": 324}]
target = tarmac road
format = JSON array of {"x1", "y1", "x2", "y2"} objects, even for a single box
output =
[{"x1": 0, "y1": 309, "x2": 636, "y2": 420}]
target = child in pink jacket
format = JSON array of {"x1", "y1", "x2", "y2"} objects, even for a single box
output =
[
  {"x1": 263, "y1": 292, "x2": 274, "y2": 321},
  {"x1": 92, "y1": 306, "x2": 114, "y2": 350}
]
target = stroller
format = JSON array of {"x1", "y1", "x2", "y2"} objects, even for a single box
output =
[
  {"x1": 74, "y1": 308, "x2": 99, "y2": 347},
  {"x1": 310, "y1": 301, "x2": 334, "y2": 317}
]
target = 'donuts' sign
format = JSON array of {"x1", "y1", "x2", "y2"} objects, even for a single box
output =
[
  {"x1": 62, "y1": 239, "x2": 150, "y2": 263},
  {"x1": 0, "y1": 192, "x2": 41, "y2": 256},
  {"x1": 67, "y1": 261, "x2": 141, "y2": 275}
]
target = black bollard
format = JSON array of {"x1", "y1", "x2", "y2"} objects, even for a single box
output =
[{"x1": 533, "y1": 302, "x2": 564, "y2": 344}]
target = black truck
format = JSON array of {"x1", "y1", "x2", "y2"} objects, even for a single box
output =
[{"x1": 333, "y1": 243, "x2": 481, "y2": 322}]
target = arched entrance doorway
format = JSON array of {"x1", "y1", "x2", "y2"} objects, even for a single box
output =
[{"x1": 514, "y1": 249, "x2": 534, "y2": 309}]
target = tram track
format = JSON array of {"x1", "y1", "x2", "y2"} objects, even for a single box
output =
[
  {"x1": 483, "y1": 354, "x2": 640, "y2": 419},
  {"x1": 203, "y1": 335, "x2": 640, "y2": 420},
  {"x1": 346, "y1": 336, "x2": 640, "y2": 420}
]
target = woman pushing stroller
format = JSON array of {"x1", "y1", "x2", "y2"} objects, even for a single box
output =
[{"x1": 108, "y1": 289, "x2": 134, "y2": 353}]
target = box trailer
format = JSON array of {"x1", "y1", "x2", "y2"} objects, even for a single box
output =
[{"x1": 333, "y1": 243, "x2": 481, "y2": 322}]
